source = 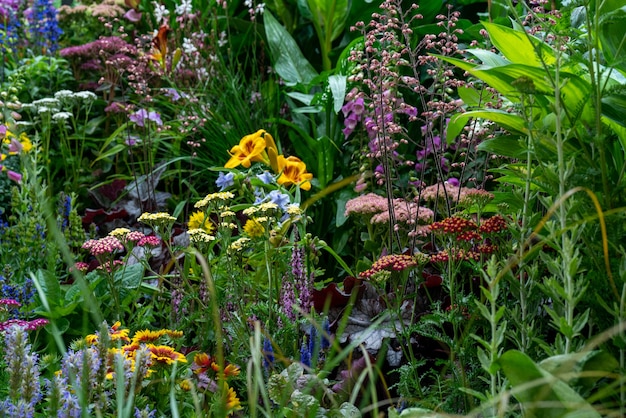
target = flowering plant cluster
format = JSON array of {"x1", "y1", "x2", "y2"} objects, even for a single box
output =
[{"x1": 224, "y1": 129, "x2": 314, "y2": 191}]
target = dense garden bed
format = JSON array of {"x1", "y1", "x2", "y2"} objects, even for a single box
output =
[{"x1": 1, "y1": 0, "x2": 626, "y2": 416}]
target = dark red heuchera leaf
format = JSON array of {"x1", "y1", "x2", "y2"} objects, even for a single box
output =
[
  {"x1": 312, "y1": 276, "x2": 365, "y2": 312},
  {"x1": 81, "y1": 208, "x2": 129, "y2": 227},
  {"x1": 421, "y1": 271, "x2": 442, "y2": 288},
  {"x1": 331, "y1": 353, "x2": 375, "y2": 396}
]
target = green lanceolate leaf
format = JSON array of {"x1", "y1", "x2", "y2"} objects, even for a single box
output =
[
  {"x1": 481, "y1": 21, "x2": 557, "y2": 67},
  {"x1": 498, "y1": 350, "x2": 601, "y2": 418},
  {"x1": 539, "y1": 350, "x2": 619, "y2": 391},
  {"x1": 599, "y1": 6, "x2": 626, "y2": 72},
  {"x1": 446, "y1": 109, "x2": 528, "y2": 144},
  {"x1": 264, "y1": 10, "x2": 319, "y2": 86},
  {"x1": 328, "y1": 74, "x2": 347, "y2": 114},
  {"x1": 306, "y1": 0, "x2": 350, "y2": 42}
]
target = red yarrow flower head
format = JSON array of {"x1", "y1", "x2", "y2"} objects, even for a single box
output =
[
  {"x1": 429, "y1": 216, "x2": 477, "y2": 235},
  {"x1": 360, "y1": 254, "x2": 418, "y2": 279},
  {"x1": 479, "y1": 215, "x2": 508, "y2": 234}
]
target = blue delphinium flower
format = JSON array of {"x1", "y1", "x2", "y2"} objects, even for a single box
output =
[
  {"x1": 320, "y1": 317, "x2": 331, "y2": 350},
  {"x1": 299, "y1": 340, "x2": 311, "y2": 368},
  {"x1": 262, "y1": 337, "x2": 274, "y2": 371},
  {"x1": 216, "y1": 171, "x2": 235, "y2": 191},
  {"x1": 26, "y1": 0, "x2": 63, "y2": 54},
  {"x1": 0, "y1": 0, "x2": 21, "y2": 54}
]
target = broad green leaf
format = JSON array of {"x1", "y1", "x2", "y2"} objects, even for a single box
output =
[
  {"x1": 264, "y1": 10, "x2": 318, "y2": 86},
  {"x1": 316, "y1": 135, "x2": 336, "y2": 187},
  {"x1": 498, "y1": 350, "x2": 601, "y2": 418},
  {"x1": 601, "y1": 93, "x2": 626, "y2": 127},
  {"x1": 328, "y1": 74, "x2": 347, "y2": 114},
  {"x1": 482, "y1": 21, "x2": 557, "y2": 67},
  {"x1": 540, "y1": 350, "x2": 619, "y2": 391},
  {"x1": 466, "y1": 48, "x2": 510, "y2": 67},
  {"x1": 307, "y1": 0, "x2": 350, "y2": 42},
  {"x1": 34, "y1": 269, "x2": 61, "y2": 310},
  {"x1": 599, "y1": 6, "x2": 626, "y2": 72},
  {"x1": 446, "y1": 109, "x2": 528, "y2": 144},
  {"x1": 286, "y1": 92, "x2": 315, "y2": 105},
  {"x1": 477, "y1": 136, "x2": 529, "y2": 159}
]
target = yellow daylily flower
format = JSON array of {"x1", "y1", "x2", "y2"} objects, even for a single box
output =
[
  {"x1": 224, "y1": 129, "x2": 270, "y2": 168},
  {"x1": 276, "y1": 155, "x2": 313, "y2": 191}
]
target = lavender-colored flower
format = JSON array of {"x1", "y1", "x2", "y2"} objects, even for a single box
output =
[
  {"x1": 162, "y1": 88, "x2": 181, "y2": 101},
  {"x1": 446, "y1": 177, "x2": 460, "y2": 187},
  {"x1": 256, "y1": 171, "x2": 274, "y2": 184},
  {"x1": 2, "y1": 325, "x2": 42, "y2": 411},
  {"x1": 129, "y1": 109, "x2": 163, "y2": 127},
  {"x1": 135, "y1": 406, "x2": 157, "y2": 418},
  {"x1": 124, "y1": 8, "x2": 142, "y2": 22},
  {"x1": 280, "y1": 277, "x2": 296, "y2": 322},
  {"x1": 267, "y1": 190, "x2": 290, "y2": 211},
  {"x1": 216, "y1": 172, "x2": 235, "y2": 191}
]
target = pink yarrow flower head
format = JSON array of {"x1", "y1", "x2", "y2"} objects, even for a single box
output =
[
  {"x1": 82, "y1": 236, "x2": 124, "y2": 256},
  {"x1": 370, "y1": 198, "x2": 434, "y2": 226},
  {"x1": 345, "y1": 193, "x2": 388, "y2": 218}
]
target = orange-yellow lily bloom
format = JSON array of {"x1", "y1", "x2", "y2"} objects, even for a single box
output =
[
  {"x1": 276, "y1": 155, "x2": 313, "y2": 191},
  {"x1": 224, "y1": 129, "x2": 271, "y2": 168}
]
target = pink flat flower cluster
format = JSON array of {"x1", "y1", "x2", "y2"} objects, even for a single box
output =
[
  {"x1": 370, "y1": 199, "x2": 434, "y2": 226},
  {"x1": 344, "y1": 193, "x2": 388, "y2": 217},
  {"x1": 82, "y1": 235, "x2": 124, "y2": 256},
  {"x1": 0, "y1": 318, "x2": 49, "y2": 332}
]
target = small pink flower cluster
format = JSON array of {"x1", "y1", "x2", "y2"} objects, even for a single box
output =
[
  {"x1": 370, "y1": 199, "x2": 434, "y2": 226},
  {"x1": 82, "y1": 235, "x2": 124, "y2": 256},
  {"x1": 344, "y1": 193, "x2": 388, "y2": 217},
  {"x1": 0, "y1": 298, "x2": 21, "y2": 309},
  {"x1": 0, "y1": 318, "x2": 49, "y2": 332}
]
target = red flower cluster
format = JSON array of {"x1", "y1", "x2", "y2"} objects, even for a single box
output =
[
  {"x1": 429, "y1": 217, "x2": 477, "y2": 234},
  {"x1": 430, "y1": 248, "x2": 481, "y2": 263},
  {"x1": 359, "y1": 254, "x2": 418, "y2": 279},
  {"x1": 479, "y1": 215, "x2": 508, "y2": 234}
]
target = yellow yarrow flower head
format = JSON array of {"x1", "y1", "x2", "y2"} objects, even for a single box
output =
[
  {"x1": 188, "y1": 211, "x2": 214, "y2": 234},
  {"x1": 243, "y1": 218, "x2": 265, "y2": 238}
]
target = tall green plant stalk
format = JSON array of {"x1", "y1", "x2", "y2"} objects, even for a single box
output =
[{"x1": 516, "y1": 87, "x2": 537, "y2": 353}]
